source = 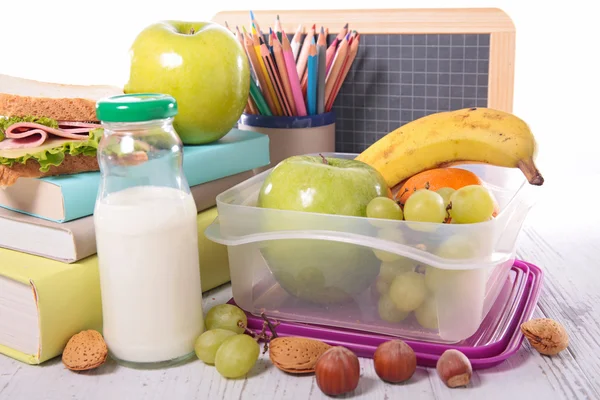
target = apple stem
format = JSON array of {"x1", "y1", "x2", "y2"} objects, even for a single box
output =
[
  {"x1": 190, "y1": 27, "x2": 195, "y2": 34},
  {"x1": 319, "y1": 153, "x2": 328, "y2": 165}
]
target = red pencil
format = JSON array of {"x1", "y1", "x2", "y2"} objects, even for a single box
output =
[
  {"x1": 325, "y1": 23, "x2": 349, "y2": 74},
  {"x1": 326, "y1": 32, "x2": 360, "y2": 111}
]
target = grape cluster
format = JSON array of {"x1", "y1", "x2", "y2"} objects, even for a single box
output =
[
  {"x1": 366, "y1": 184, "x2": 496, "y2": 226},
  {"x1": 371, "y1": 231, "x2": 482, "y2": 330},
  {"x1": 195, "y1": 304, "x2": 260, "y2": 379},
  {"x1": 372, "y1": 259, "x2": 440, "y2": 330}
]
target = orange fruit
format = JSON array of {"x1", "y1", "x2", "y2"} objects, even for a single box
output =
[{"x1": 396, "y1": 168, "x2": 483, "y2": 204}]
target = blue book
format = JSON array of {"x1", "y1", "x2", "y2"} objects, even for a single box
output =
[{"x1": 0, "y1": 129, "x2": 270, "y2": 223}]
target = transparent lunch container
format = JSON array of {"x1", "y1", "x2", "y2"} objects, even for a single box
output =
[{"x1": 204, "y1": 153, "x2": 537, "y2": 343}]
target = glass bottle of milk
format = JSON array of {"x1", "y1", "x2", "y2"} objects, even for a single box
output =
[{"x1": 94, "y1": 94, "x2": 204, "y2": 368}]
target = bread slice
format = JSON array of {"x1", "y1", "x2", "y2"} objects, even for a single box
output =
[
  {"x1": 0, "y1": 74, "x2": 123, "y2": 122},
  {"x1": 0, "y1": 154, "x2": 98, "y2": 187}
]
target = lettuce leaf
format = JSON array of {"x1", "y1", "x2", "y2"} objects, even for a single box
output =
[
  {"x1": 0, "y1": 128, "x2": 103, "y2": 172},
  {"x1": 0, "y1": 116, "x2": 59, "y2": 142}
]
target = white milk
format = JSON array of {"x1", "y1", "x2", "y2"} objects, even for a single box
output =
[{"x1": 94, "y1": 185, "x2": 204, "y2": 364}]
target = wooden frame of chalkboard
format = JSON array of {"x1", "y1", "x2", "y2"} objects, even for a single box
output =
[{"x1": 212, "y1": 8, "x2": 515, "y2": 153}]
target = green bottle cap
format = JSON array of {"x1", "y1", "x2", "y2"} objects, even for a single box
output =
[{"x1": 95, "y1": 93, "x2": 178, "y2": 122}]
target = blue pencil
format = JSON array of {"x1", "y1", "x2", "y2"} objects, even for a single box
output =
[{"x1": 307, "y1": 37, "x2": 318, "y2": 115}]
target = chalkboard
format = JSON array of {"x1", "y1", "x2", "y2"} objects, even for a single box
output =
[{"x1": 333, "y1": 33, "x2": 490, "y2": 153}]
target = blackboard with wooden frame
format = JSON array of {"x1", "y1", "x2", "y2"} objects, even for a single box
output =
[{"x1": 212, "y1": 8, "x2": 515, "y2": 153}]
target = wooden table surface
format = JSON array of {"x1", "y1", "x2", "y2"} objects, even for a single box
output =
[{"x1": 1, "y1": 171, "x2": 598, "y2": 400}]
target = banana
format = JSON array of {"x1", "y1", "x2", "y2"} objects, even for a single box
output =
[{"x1": 355, "y1": 107, "x2": 544, "y2": 188}]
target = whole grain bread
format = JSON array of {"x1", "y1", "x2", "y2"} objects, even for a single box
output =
[
  {"x1": 0, "y1": 155, "x2": 99, "y2": 187},
  {"x1": 0, "y1": 93, "x2": 102, "y2": 122},
  {"x1": 0, "y1": 73, "x2": 123, "y2": 121}
]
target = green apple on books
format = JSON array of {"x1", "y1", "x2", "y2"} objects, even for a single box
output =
[{"x1": 124, "y1": 20, "x2": 250, "y2": 145}]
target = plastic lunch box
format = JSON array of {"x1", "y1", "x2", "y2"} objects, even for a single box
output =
[{"x1": 205, "y1": 153, "x2": 536, "y2": 343}]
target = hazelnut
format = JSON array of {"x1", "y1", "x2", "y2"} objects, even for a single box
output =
[
  {"x1": 436, "y1": 349, "x2": 472, "y2": 388},
  {"x1": 315, "y1": 346, "x2": 360, "y2": 396},
  {"x1": 373, "y1": 340, "x2": 417, "y2": 383}
]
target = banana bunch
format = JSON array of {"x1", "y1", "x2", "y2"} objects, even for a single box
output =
[{"x1": 355, "y1": 107, "x2": 544, "y2": 189}]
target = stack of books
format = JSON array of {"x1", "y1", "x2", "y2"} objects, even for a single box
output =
[{"x1": 0, "y1": 77, "x2": 270, "y2": 364}]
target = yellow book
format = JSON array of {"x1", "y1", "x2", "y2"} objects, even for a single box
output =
[
  {"x1": 0, "y1": 206, "x2": 230, "y2": 365},
  {"x1": 0, "y1": 251, "x2": 102, "y2": 364}
]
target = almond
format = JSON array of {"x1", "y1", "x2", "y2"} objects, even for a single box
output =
[
  {"x1": 521, "y1": 318, "x2": 569, "y2": 356},
  {"x1": 62, "y1": 330, "x2": 108, "y2": 371},
  {"x1": 269, "y1": 337, "x2": 332, "y2": 374}
]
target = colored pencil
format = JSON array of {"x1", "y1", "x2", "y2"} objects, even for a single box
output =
[
  {"x1": 275, "y1": 15, "x2": 283, "y2": 43},
  {"x1": 324, "y1": 32, "x2": 350, "y2": 108},
  {"x1": 272, "y1": 32, "x2": 297, "y2": 115},
  {"x1": 291, "y1": 24, "x2": 303, "y2": 61},
  {"x1": 249, "y1": 10, "x2": 261, "y2": 37},
  {"x1": 326, "y1": 23, "x2": 349, "y2": 74},
  {"x1": 246, "y1": 93, "x2": 259, "y2": 114},
  {"x1": 296, "y1": 24, "x2": 315, "y2": 79},
  {"x1": 252, "y1": 27, "x2": 283, "y2": 115},
  {"x1": 316, "y1": 27, "x2": 327, "y2": 114},
  {"x1": 281, "y1": 31, "x2": 307, "y2": 116},
  {"x1": 306, "y1": 38, "x2": 318, "y2": 115},
  {"x1": 249, "y1": 76, "x2": 272, "y2": 116},
  {"x1": 261, "y1": 42, "x2": 293, "y2": 116},
  {"x1": 300, "y1": 26, "x2": 323, "y2": 96},
  {"x1": 224, "y1": 21, "x2": 232, "y2": 32},
  {"x1": 235, "y1": 26, "x2": 257, "y2": 114},
  {"x1": 268, "y1": 28, "x2": 274, "y2": 54},
  {"x1": 326, "y1": 32, "x2": 360, "y2": 111},
  {"x1": 243, "y1": 27, "x2": 276, "y2": 115}
]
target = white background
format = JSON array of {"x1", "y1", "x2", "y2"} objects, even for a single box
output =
[{"x1": 0, "y1": 0, "x2": 597, "y2": 181}]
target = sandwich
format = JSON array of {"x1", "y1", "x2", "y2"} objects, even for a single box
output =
[{"x1": 0, "y1": 74, "x2": 123, "y2": 187}]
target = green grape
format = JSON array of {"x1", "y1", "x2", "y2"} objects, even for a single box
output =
[
  {"x1": 437, "y1": 235, "x2": 477, "y2": 259},
  {"x1": 379, "y1": 259, "x2": 416, "y2": 282},
  {"x1": 389, "y1": 271, "x2": 427, "y2": 312},
  {"x1": 372, "y1": 227, "x2": 406, "y2": 262},
  {"x1": 214, "y1": 334, "x2": 260, "y2": 378},
  {"x1": 415, "y1": 296, "x2": 439, "y2": 330},
  {"x1": 378, "y1": 294, "x2": 410, "y2": 323},
  {"x1": 436, "y1": 187, "x2": 455, "y2": 210},
  {"x1": 375, "y1": 276, "x2": 391, "y2": 295},
  {"x1": 367, "y1": 197, "x2": 404, "y2": 222},
  {"x1": 448, "y1": 185, "x2": 494, "y2": 224},
  {"x1": 424, "y1": 266, "x2": 464, "y2": 293},
  {"x1": 403, "y1": 189, "x2": 446, "y2": 223},
  {"x1": 205, "y1": 304, "x2": 248, "y2": 334},
  {"x1": 194, "y1": 329, "x2": 237, "y2": 364}
]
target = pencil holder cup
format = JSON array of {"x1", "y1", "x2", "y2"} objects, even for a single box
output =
[{"x1": 238, "y1": 112, "x2": 336, "y2": 173}]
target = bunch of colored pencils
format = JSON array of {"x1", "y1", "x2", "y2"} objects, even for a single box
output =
[{"x1": 225, "y1": 12, "x2": 360, "y2": 117}]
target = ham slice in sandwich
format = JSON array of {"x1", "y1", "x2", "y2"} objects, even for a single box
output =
[{"x1": 0, "y1": 74, "x2": 123, "y2": 187}]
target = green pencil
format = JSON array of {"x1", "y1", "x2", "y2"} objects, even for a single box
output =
[{"x1": 249, "y1": 78, "x2": 272, "y2": 116}]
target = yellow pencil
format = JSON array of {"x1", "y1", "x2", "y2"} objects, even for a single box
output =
[
  {"x1": 252, "y1": 26, "x2": 283, "y2": 116},
  {"x1": 243, "y1": 27, "x2": 277, "y2": 115}
]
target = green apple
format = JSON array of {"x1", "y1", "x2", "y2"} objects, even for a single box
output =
[
  {"x1": 257, "y1": 155, "x2": 388, "y2": 215},
  {"x1": 124, "y1": 21, "x2": 249, "y2": 145},
  {"x1": 257, "y1": 155, "x2": 388, "y2": 304}
]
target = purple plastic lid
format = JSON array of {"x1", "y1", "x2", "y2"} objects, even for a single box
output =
[{"x1": 229, "y1": 259, "x2": 543, "y2": 370}]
